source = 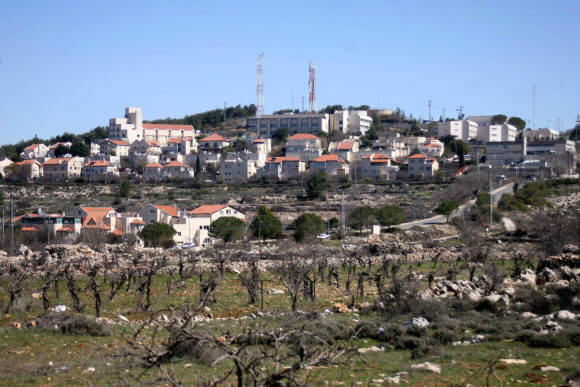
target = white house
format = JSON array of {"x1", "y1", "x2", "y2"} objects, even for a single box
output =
[
  {"x1": 20, "y1": 144, "x2": 49, "y2": 160},
  {"x1": 407, "y1": 154, "x2": 439, "y2": 177},
  {"x1": 14, "y1": 159, "x2": 43, "y2": 180},
  {"x1": 285, "y1": 133, "x2": 323, "y2": 162},
  {"x1": 100, "y1": 140, "x2": 130, "y2": 157},
  {"x1": 310, "y1": 154, "x2": 350, "y2": 176},
  {"x1": 82, "y1": 160, "x2": 119, "y2": 180},
  {"x1": 42, "y1": 157, "x2": 83, "y2": 181},
  {"x1": 199, "y1": 134, "x2": 231, "y2": 152},
  {"x1": 359, "y1": 153, "x2": 399, "y2": 179},
  {"x1": 262, "y1": 156, "x2": 305, "y2": 180},
  {"x1": 187, "y1": 204, "x2": 246, "y2": 245},
  {"x1": 420, "y1": 138, "x2": 445, "y2": 158},
  {"x1": 220, "y1": 156, "x2": 258, "y2": 183}
]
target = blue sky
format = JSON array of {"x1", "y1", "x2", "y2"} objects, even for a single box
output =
[{"x1": 0, "y1": 0, "x2": 578, "y2": 144}]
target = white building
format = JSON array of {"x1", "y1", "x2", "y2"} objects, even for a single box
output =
[
  {"x1": 329, "y1": 110, "x2": 372, "y2": 135},
  {"x1": 477, "y1": 124, "x2": 517, "y2": 142},
  {"x1": 42, "y1": 157, "x2": 83, "y2": 181},
  {"x1": 247, "y1": 113, "x2": 330, "y2": 137},
  {"x1": 187, "y1": 204, "x2": 246, "y2": 245},
  {"x1": 82, "y1": 160, "x2": 119, "y2": 180},
  {"x1": 407, "y1": 154, "x2": 439, "y2": 177},
  {"x1": 108, "y1": 107, "x2": 194, "y2": 144},
  {"x1": 100, "y1": 139, "x2": 130, "y2": 157},
  {"x1": 0, "y1": 158, "x2": 14, "y2": 178},
  {"x1": 262, "y1": 156, "x2": 305, "y2": 180},
  {"x1": 359, "y1": 153, "x2": 399, "y2": 179},
  {"x1": 14, "y1": 159, "x2": 43, "y2": 180},
  {"x1": 220, "y1": 154, "x2": 258, "y2": 182},
  {"x1": 199, "y1": 134, "x2": 231, "y2": 152},
  {"x1": 164, "y1": 137, "x2": 198, "y2": 155},
  {"x1": 20, "y1": 144, "x2": 49, "y2": 160},
  {"x1": 437, "y1": 120, "x2": 478, "y2": 141},
  {"x1": 522, "y1": 128, "x2": 560, "y2": 141},
  {"x1": 310, "y1": 154, "x2": 350, "y2": 176},
  {"x1": 130, "y1": 139, "x2": 162, "y2": 156},
  {"x1": 285, "y1": 133, "x2": 323, "y2": 162},
  {"x1": 335, "y1": 141, "x2": 359, "y2": 163},
  {"x1": 420, "y1": 138, "x2": 445, "y2": 158}
]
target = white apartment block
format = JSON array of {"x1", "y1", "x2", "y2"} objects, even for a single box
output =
[
  {"x1": 247, "y1": 113, "x2": 330, "y2": 137},
  {"x1": 522, "y1": 128, "x2": 560, "y2": 141},
  {"x1": 477, "y1": 124, "x2": 517, "y2": 142},
  {"x1": 221, "y1": 157, "x2": 257, "y2": 183},
  {"x1": 437, "y1": 120, "x2": 478, "y2": 141},
  {"x1": 100, "y1": 139, "x2": 130, "y2": 157},
  {"x1": 285, "y1": 133, "x2": 323, "y2": 162},
  {"x1": 108, "y1": 107, "x2": 194, "y2": 145},
  {"x1": 42, "y1": 157, "x2": 83, "y2": 181},
  {"x1": 329, "y1": 110, "x2": 372, "y2": 135}
]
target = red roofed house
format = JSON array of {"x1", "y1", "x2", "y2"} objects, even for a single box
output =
[
  {"x1": 164, "y1": 161, "x2": 194, "y2": 179},
  {"x1": 82, "y1": 160, "x2": 119, "y2": 180},
  {"x1": 187, "y1": 204, "x2": 246, "y2": 245},
  {"x1": 407, "y1": 154, "x2": 440, "y2": 177},
  {"x1": 199, "y1": 134, "x2": 230, "y2": 152},
  {"x1": 71, "y1": 206, "x2": 144, "y2": 239},
  {"x1": 140, "y1": 204, "x2": 198, "y2": 244},
  {"x1": 143, "y1": 162, "x2": 165, "y2": 181},
  {"x1": 310, "y1": 154, "x2": 350, "y2": 176},
  {"x1": 420, "y1": 138, "x2": 445, "y2": 158},
  {"x1": 359, "y1": 153, "x2": 400, "y2": 179},
  {"x1": 262, "y1": 156, "x2": 305, "y2": 180},
  {"x1": 42, "y1": 157, "x2": 83, "y2": 181},
  {"x1": 335, "y1": 141, "x2": 360, "y2": 163},
  {"x1": 20, "y1": 143, "x2": 50, "y2": 160},
  {"x1": 14, "y1": 159, "x2": 43, "y2": 180},
  {"x1": 100, "y1": 139, "x2": 130, "y2": 157},
  {"x1": 15, "y1": 211, "x2": 83, "y2": 239},
  {"x1": 286, "y1": 134, "x2": 323, "y2": 162},
  {"x1": 164, "y1": 137, "x2": 198, "y2": 155}
]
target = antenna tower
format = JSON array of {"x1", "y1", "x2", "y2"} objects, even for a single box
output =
[
  {"x1": 428, "y1": 100, "x2": 432, "y2": 121},
  {"x1": 308, "y1": 62, "x2": 317, "y2": 113},
  {"x1": 301, "y1": 97, "x2": 305, "y2": 113},
  {"x1": 256, "y1": 54, "x2": 264, "y2": 117},
  {"x1": 532, "y1": 84, "x2": 536, "y2": 130},
  {"x1": 576, "y1": 114, "x2": 580, "y2": 127}
]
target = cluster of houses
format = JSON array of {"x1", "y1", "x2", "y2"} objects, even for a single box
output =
[
  {"x1": 13, "y1": 202, "x2": 245, "y2": 246},
  {"x1": 4, "y1": 108, "x2": 577, "y2": 182}
]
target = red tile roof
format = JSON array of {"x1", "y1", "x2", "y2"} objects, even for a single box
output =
[
  {"x1": 408, "y1": 154, "x2": 436, "y2": 161},
  {"x1": 131, "y1": 219, "x2": 146, "y2": 225},
  {"x1": 200, "y1": 134, "x2": 228, "y2": 142},
  {"x1": 80, "y1": 207, "x2": 115, "y2": 229},
  {"x1": 105, "y1": 140, "x2": 129, "y2": 146},
  {"x1": 337, "y1": 142, "x2": 355, "y2": 150},
  {"x1": 142, "y1": 123, "x2": 194, "y2": 131},
  {"x1": 43, "y1": 158, "x2": 71, "y2": 166},
  {"x1": 424, "y1": 144, "x2": 441, "y2": 148},
  {"x1": 22, "y1": 226, "x2": 40, "y2": 232},
  {"x1": 253, "y1": 139, "x2": 265, "y2": 143},
  {"x1": 288, "y1": 134, "x2": 319, "y2": 140},
  {"x1": 167, "y1": 138, "x2": 183, "y2": 144},
  {"x1": 145, "y1": 140, "x2": 161, "y2": 147},
  {"x1": 57, "y1": 226, "x2": 75, "y2": 232},
  {"x1": 165, "y1": 161, "x2": 184, "y2": 167},
  {"x1": 188, "y1": 204, "x2": 228, "y2": 215},
  {"x1": 312, "y1": 154, "x2": 345, "y2": 163},
  {"x1": 15, "y1": 159, "x2": 41, "y2": 166},
  {"x1": 84, "y1": 160, "x2": 111, "y2": 167},
  {"x1": 110, "y1": 228, "x2": 125, "y2": 236},
  {"x1": 144, "y1": 162, "x2": 164, "y2": 168},
  {"x1": 266, "y1": 156, "x2": 301, "y2": 163},
  {"x1": 154, "y1": 205, "x2": 180, "y2": 217},
  {"x1": 23, "y1": 144, "x2": 41, "y2": 152}
]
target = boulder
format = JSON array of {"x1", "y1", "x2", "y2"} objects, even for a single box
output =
[
  {"x1": 51, "y1": 305, "x2": 68, "y2": 313},
  {"x1": 404, "y1": 317, "x2": 430, "y2": 328},
  {"x1": 269, "y1": 289, "x2": 285, "y2": 294},
  {"x1": 555, "y1": 310, "x2": 576, "y2": 321},
  {"x1": 538, "y1": 267, "x2": 558, "y2": 283},
  {"x1": 410, "y1": 362, "x2": 441, "y2": 374},
  {"x1": 499, "y1": 359, "x2": 527, "y2": 365},
  {"x1": 332, "y1": 303, "x2": 351, "y2": 314},
  {"x1": 539, "y1": 366, "x2": 560, "y2": 372},
  {"x1": 358, "y1": 346, "x2": 384, "y2": 354},
  {"x1": 521, "y1": 312, "x2": 538, "y2": 319}
]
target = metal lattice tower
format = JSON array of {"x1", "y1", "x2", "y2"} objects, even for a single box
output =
[
  {"x1": 428, "y1": 100, "x2": 432, "y2": 121},
  {"x1": 256, "y1": 54, "x2": 264, "y2": 117},
  {"x1": 532, "y1": 84, "x2": 536, "y2": 130},
  {"x1": 308, "y1": 62, "x2": 317, "y2": 113}
]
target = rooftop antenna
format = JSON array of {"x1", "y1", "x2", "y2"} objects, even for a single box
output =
[
  {"x1": 442, "y1": 108, "x2": 446, "y2": 121},
  {"x1": 428, "y1": 100, "x2": 432, "y2": 121},
  {"x1": 576, "y1": 114, "x2": 580, "y2": 127},
  {"x1": 532, "y1": 84, "x2": 536, "y2": 130},
  {"x1": 301, "y1": 96, "x2": 305, "y2": 113},
  {"x1": 308, "y1": 62, "x2": 317, "y2": 113},
  {"x1": 223, "y1": 102, "x2": 227, "y2": 122},
  {"x1": 256, "y1": 54, "x2": 264, "y2": 117},
  {"x1": 291, "y1": 90, "x2": 294, "y2": 112},
  {"x1": 457, "y1": 105, "x2": 465, "y2": 120}
]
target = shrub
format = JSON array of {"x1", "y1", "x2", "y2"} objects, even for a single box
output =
[
  {"x1": 514, "y1": 286, "x2": 555, "y2": 315},
  {"x1": 520, "y1": 332, "x2": 573, "y2": 348},
  {"x1": 406, "y1": 325, "x2": 427, "y2": 338},
  {"x1": 433, "y1": 327, "x2": 459, "y2": 345},
  {"x1": 60, "y1": 315, "x2": 111, "y2": 336}
]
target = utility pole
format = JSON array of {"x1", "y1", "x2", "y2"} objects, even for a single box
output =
[
  {"x1": 341, "y1": 191, "x2": 345, "y2": 240},
  {"x1": 1, "y1": 206, "x2": 4, "y2": 249},
  {"x1": 489, "y1": 166, "x2": 493, "y2": 231},
  {"x1": 10, "y1": 192, "x2": 14, "y2": 256}
]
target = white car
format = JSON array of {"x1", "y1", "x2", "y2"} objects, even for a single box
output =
[{"x1": 316, "y1": 233, "x2": 331, "y2": 239}]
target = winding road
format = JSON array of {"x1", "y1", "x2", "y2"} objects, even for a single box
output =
[{"x1": 395, "y1": 182, "x2": 515, "y2": 230}]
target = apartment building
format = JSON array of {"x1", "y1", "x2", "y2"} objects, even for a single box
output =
[
  {"x1": 477, "y1": 124, "x2": 517, "y2": 142},
  {"x1": 262, "y1": 156, "x2": 305, "y2": 180},
  {"x1": 220, "y1": 155, "x2": 258, "y2": 183},
  {"x1": 407, "y1": 154, "x2": 440, "y2": 177},
  {"x1": 329, "y1": 110, "x2": 373, "y2": 135},
  {"x1": 42, "y1": 157, "x2": 83, "y2": 181},
  {"x1": 20, "y1": 143, "x2": 49, "y2": 160},
  {"x1": 14, "y1": 159, "x2": 43, "y2": 180},
  {"x1": 100, "y1": 139, "x2": 130, "y2": 157},
  {"x1": 359, "y1": 153, "x2": 399, "y2": 179},
  {"x1": 310, "y1": 154, "x2": 350, "y2": 176},
  {"x1": 82, "y1": 160, "x2": 119, "y2": 180},
  {"x1": 285, "y1": 133, "x2": 323, "y2": 162},
  {"x1": 437, "y1": 120, "x2": 478, "y2": 141},
  {"x1": 247, "y1": 113, "x2": 330, "y2": 137}
]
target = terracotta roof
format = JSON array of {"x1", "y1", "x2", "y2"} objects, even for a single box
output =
[
  {"x1": 363, "y1": 153, "x2": 395, "y2": 164},
  {"x1": 312, "y1": 154, "x2": 345, "y2": 163},
  {"x1": 145, "y1": 140, "x2": 160, "y2": 147},
  {"x1": 15, "y1": 159, "x2": 41, "y2": 166},
  {"x1": 288, "y1": 134, "x2": 319, "y2": 140},
  {"x1": 22, "y1": 226, "x2": 40, "y2": 232},
  {"x1": 424, "y1": 144, "x2": 441, "y2": 148},
  {"x1": 253, "y1": 139, "x2": 265, "y2": 143},
  {"x1": 167, "y1": 138, "x2": 183, "y2": 144},
  {"x1": 80, "y1": 207, "x2": 115, "y2": 229},
  {"x1": 23, "y1": 144, "x2": 41, "y2": 152},
  {"x1": 144, "y1": 162, "x2": 164, "y2": 168},
  {"x1": 153, "y1": 205, "x2": 180, "y2": 217},
  {"x1": 200, "y1": 134, "x2": 228, "y2": 142},
  {"x1": 165, "y1": 161, "x2": 184, "y2": 167},
  {"x1": 337, "y1": 142, "x2": 355, "y2": 150},
  {"x1": 266, "y1": 156, "x2": 301, "y2": 163},
  {"x1": 142, "y1": 123, "x2": 194, "y2": 131},
  {"x1": 84, "y1": 160, "x2": 111, "y2": 167},
  {"x1": 131, "y1": 219, "x2": 146, "y2": 225},
  {"x1": 57, "y1": 226, "x2": 74, "y2": 232},
  {"x1": 188, "y1": 204, "x2": 228, "y2": 215},
  {"x1": 43, "y1": 158, "x2": 71, "y2": 166},
  {"x1": 408, "y1": 154, "x2": 436, "y2": 161},
  {"x1": 105, "y1": 140, "x2": 129, "y2": 146}
]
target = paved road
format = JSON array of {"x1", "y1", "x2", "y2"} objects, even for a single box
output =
[{"x1": 395, "y1": 182, "x2": 514, "y2": 230}]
